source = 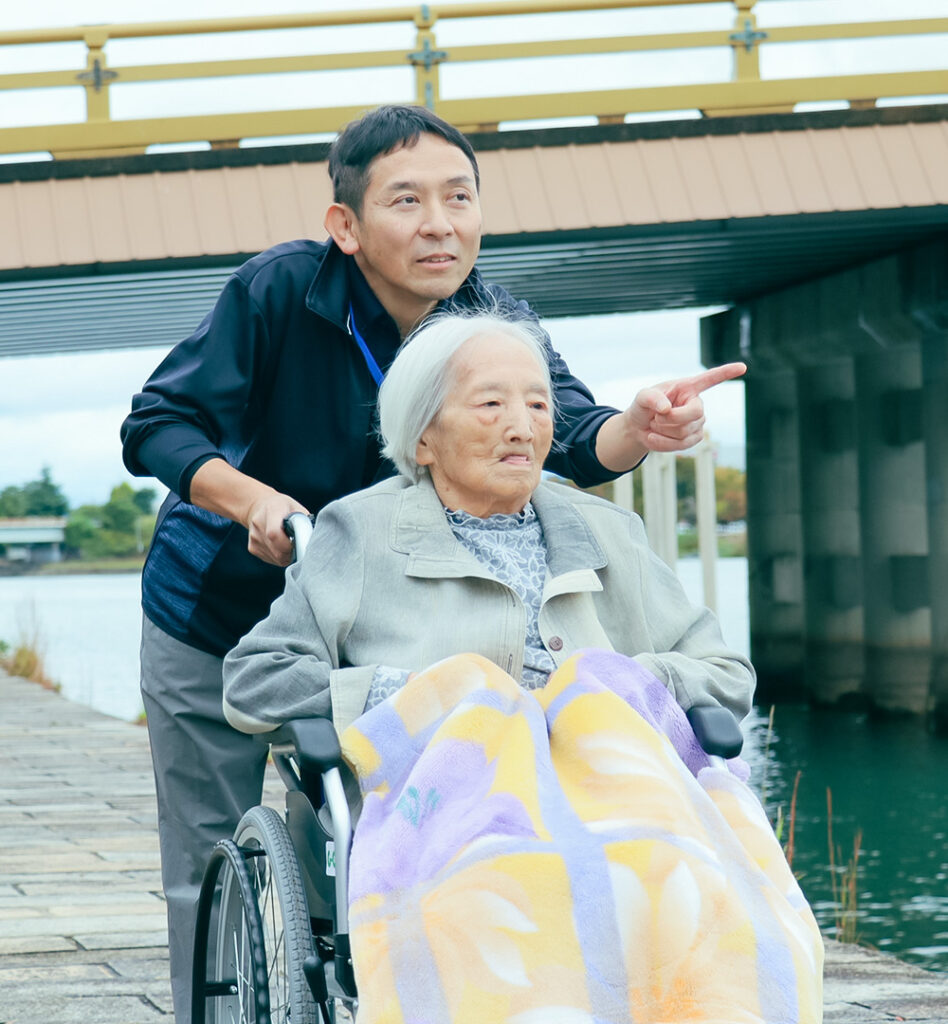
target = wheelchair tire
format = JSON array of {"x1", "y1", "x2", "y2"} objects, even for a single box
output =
[
  {"x1": 232, "y1": 805, "x2": 321, "y2": 1024},
  {"x1": 193, "y1": 839, "x2": 271, "y2": 1024}
]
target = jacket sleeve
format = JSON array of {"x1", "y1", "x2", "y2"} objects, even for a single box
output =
[
  {"x1": 626, "y1": 518, "x2": 755, "y2": 720},
  {"x1": 222, "y1": 500, "x2": 376, "y2": 734},
  {"x1": 479, "y1": 282, "x2": 622, "y2": 488},
  {"x1": 120, "y1": 272, "x2": 272, "y2": 500}
]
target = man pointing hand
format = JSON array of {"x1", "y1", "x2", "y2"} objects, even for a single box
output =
[{"x1": 597, "y1": 362, "x2": 747, "y2": 469}]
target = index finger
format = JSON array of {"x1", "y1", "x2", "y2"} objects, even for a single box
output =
[{"x1": 667, "y1": 362, "x2": 746, "y2": 403}]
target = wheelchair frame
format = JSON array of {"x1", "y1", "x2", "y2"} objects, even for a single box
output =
[{"x1": 189, "y1": 512, "x2": 744, "y2": 1024}]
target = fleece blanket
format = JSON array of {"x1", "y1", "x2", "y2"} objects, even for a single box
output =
[{"x1": 340, "y1": 649, "x2": 823, "y2": 1024}]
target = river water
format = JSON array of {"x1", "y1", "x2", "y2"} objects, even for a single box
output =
[{"x1": 1, "y1": 560, "x2": 945, "y2": 973}]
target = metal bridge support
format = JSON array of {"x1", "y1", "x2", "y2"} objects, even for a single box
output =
[{"x1": 702, "y1": 236, "x2": 948, "y2": 725}]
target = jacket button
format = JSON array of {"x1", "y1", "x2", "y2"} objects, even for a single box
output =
[{"x1": 548, "y1": 636, "x2": 563, "y2": 651}]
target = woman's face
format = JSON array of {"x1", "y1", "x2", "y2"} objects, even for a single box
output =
[{"x1": 415, "y1": 332, "x2": 554, "y2": 517}]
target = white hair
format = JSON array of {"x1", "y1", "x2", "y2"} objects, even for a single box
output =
[{"x1": 378, "y1": 312, "x2": 554, "y2": 482}]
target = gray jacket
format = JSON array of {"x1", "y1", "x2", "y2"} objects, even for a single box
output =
[{"x1": 223, "y1": 476, "x2": 755, "y2": 735}]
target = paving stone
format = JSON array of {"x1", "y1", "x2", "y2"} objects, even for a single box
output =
[
  {"x1": 0, "y1": 851, "x2": 114, "y2": 873},
  {"x1": 1, "y1": 913, "x2": 166, "y2": 939},
  {"x1": 0, "y1": 934, "x2": 77, "y2": 954},
  {"x1": 14, "y1": 872, "x2": 162, "y2": 894},
  {"x1": 0, "y1": 993, "x2": 171, "y2": 1022},
  {"x1": 0, "y1": 962, "x2": 112, "y2": 983},
  {"x1": 0, "y1": 892, "x2": 162, "y2": 913},
  {"x1": 75, "y1": 930, "x2": 169, "y2": 951}
]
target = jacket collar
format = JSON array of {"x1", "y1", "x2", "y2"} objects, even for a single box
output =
[
  {"x1": 303, "y1": 240, "x2": 491, "y2": 335},
  {"x1": 304, "y1": 240, "x2": 353, "y2": 333},
  {"x1": 391, "y1": 476, "x2": 607, "y2": 584}
]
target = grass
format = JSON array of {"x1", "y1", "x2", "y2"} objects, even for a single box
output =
[
  {"x1": 0, "y1": 606, "x2": 59, "y2": 691},
  {"x1": 37, "y1": 556, "x2": 146, "y2": 575},
  {"x1": 677, "y1": 528, "x2": 747, "y2": 558}
]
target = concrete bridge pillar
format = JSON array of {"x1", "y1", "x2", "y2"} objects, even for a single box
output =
[
  {"x1": 744, "y1": 365, "x2": 805, "y2": 700},
  {"x1": 916, "y1": 252, "x2": 948, "y2": 729},
  {"x1": 702, "y1": 235, "x2": 948, "y2": 725},
  {"x1": 854, "y1": 344, "x2": 930, "y2": 715},
  {"x1": 797, "y1": 357, "x2": 865, "y2": 707},
  {"x1": 703, "y1": 306, "x2": 806, "y2": 700}
]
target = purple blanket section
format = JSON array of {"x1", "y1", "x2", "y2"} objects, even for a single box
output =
[{"x1": 569, "y1": 648, "x2": 750, "y2": 781}]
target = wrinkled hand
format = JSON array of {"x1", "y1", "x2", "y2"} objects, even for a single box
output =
[
  {"x1": 245, "y1": 492, "x2": 310, "y2": 567},
  {"x1": 626, "y1": 362, "x2": 746, "y2": 453}
]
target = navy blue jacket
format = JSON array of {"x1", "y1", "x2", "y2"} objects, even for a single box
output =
[{"x1": 122, "y1": 239, "x2": 621, "y2": 656}]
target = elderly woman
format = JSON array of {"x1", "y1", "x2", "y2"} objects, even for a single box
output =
[
  {"x1": 223, "y1": 314, "x2": 824, "y2": 1024},
  {"x1": 222, "y1": 312, "x2": 754, "y2": 735}
]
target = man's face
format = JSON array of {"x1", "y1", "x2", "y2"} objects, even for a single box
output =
[{"x1": 346, "y1": 134, "x2": 482, "y2": 334}]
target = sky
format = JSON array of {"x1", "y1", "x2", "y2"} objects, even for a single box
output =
[{"x1": 1, "y1": 0, "x2": 946, "y2": 507}]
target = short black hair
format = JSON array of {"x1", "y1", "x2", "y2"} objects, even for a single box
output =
[{"x1": 328, "y1": 105, "x2": 480, "y2": 216}]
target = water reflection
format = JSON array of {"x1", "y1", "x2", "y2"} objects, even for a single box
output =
[{"x1": 744, "y1": 704, "x2": 948, "y2": 973}]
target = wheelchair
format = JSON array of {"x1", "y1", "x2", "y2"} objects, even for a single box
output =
[
  {"x1": 191, "y1": 714, "x2": 357, "y2": 1024},
  {"x1": 190, "y1": 514, "x2": 744, "y2": 1024}
]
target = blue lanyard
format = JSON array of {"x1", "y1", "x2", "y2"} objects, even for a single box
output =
[{"x1": 348, "y1": 303, "x2": 384, "y2": 388}]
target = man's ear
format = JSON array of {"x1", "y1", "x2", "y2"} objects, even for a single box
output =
[{"x1": 324, "y1": 203, "x2": 360, "y2": 255}]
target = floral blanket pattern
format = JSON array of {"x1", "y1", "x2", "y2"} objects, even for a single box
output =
[{"x1": 341, "y1": 649, "x2": 823, "y2": 1023}]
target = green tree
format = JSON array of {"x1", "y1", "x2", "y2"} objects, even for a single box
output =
[
  {"x1": 132, "y1": 487, "x2": 157, "y2": 515},
  {"x1": 675, "y1": 457, "x2": 697, "y2": 526},
  {"x1": 0, "y1": 486, "x2": 28, "y2": 518},
  {"x1": 63, "y1": 506, "x2": 101, "y2": 554},
  {"x1": 63, "y1": 484, "x2": 157, "y2": 560},
  {"x1": 22, "y1": 467, "x2": 69, "y2": 516},
  {"x1": 715, "y1": 465, "x2": 747, "y2": 524},
  {"x1": 102, "y1": 483, "x2": 140, "y2": 535}
]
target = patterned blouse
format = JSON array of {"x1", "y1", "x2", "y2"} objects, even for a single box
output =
[
  {"x1": 445, "y1": 504, "x2": 555, "y2": 690},
  {"x1": 365, "y1": 502, "x2": 554, "y2": 710}
]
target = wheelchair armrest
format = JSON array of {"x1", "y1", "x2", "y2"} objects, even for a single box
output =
[
  {"x1": 263, "y1": 718, "x2": 344, "y2": 775},
  {"x1": 686, "y1": 705, "x2": 744, "y2": 760}
]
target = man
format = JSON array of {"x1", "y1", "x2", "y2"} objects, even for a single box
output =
[{"x1": 121, "y1": 103, "x2": 743, "y2": 1021}]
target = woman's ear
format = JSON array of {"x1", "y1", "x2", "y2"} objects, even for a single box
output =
[
  {"x1": 415, "y1": 434, "x2": 435, "y2": 467},
  {"x1": 324, "y1": 203, "x2": 361, "y2": 255}
]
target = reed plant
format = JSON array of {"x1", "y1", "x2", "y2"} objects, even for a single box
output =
[
  {"x1": 0, "y1": 604, "x2": 59, "y2": 691},
  {"x1": 757, "y1": 707, "x2": 864, "y2": 944},
  {"x1": 827, "y1": 787, "x2": 863, "y2": 944}
]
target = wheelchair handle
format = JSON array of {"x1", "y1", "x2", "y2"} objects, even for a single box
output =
[{"x1": 282, "y1": 512, "x2": 316, "y2": 563}]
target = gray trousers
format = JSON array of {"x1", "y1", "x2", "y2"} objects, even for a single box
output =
[{"x1": 140, "y1": 616, "x2": 268, "y2": 1024}]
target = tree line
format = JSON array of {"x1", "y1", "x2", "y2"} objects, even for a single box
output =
[
  {"x1": 1, "y1": 458, "x2": 747, "y2": 563},
  {"x1": 0, "y1": 468, "x2": 157, "y2": 561}
]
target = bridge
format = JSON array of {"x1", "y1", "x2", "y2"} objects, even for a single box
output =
[
  {"x1": 2, "y1": 0, "x2": 948, "y2": 724},
  {"x1": 0, "y1": 518, "x2": 67, "y2": 564}
]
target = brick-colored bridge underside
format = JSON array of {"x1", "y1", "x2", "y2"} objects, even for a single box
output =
[{"x1": 1, "y1": 104, "x2": 947, "y2": 357}]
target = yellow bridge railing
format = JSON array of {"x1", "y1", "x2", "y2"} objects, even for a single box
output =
[{"x1": 1, "y1": 0, "x2": 946, "y2": 160}]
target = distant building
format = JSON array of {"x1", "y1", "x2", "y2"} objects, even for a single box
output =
[{"x1": 0, "y1": 517, "x2": 67, "y2": 564}]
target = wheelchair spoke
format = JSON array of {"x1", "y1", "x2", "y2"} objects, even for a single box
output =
[{"x1": 257, "y1": 860, "x2": 291, "y2": 1016}]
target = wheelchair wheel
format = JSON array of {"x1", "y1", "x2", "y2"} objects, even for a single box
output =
[
  {"x1": 195, "y1": 805, "x2": 320, "y2": 1024},
  {"x1": 233, "y1": 806, "x2": 320, "y2": 1024}
]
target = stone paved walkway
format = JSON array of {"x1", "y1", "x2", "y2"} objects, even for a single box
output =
[{"x1": 2, "y1": 671, "x2": 946, "y2": 1023}]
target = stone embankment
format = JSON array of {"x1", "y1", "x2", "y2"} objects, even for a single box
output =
[{"x1": 2, "y1": 672, "x2": 946, "y2": 1023}]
